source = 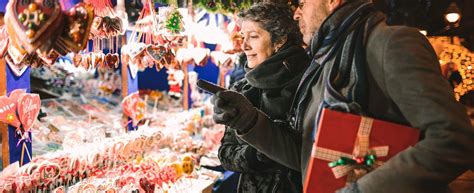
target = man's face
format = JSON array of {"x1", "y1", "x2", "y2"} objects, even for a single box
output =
[{"x1": 294, "y1": 0, "x2": 331, "y2": 45}]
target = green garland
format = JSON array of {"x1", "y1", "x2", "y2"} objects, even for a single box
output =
[
  {"x1": 194, "y1": 0, "x2": 253, "y2": 14},
  {"x1": 154, "y1": 0, "x2": 253, "y2": 14},
  {"x1": 165, "y1": 10, "x2": 184, "y2": 34}
]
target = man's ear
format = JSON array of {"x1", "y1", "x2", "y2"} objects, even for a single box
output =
[{"x1": 327, "y1": 0, "x2": 343, "y2": 12}]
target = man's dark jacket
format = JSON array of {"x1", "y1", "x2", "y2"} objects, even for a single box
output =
[{"x1": 237, "y1": 1, "x2": 474, "y2": 193}]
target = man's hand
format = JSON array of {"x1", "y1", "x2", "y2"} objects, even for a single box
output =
[{"x1": 211, "y1": 90, "x2": 258, "y2": 133}]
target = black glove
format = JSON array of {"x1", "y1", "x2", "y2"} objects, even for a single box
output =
[
  {"x1": 336, "y1": 182, "x2": 361, "y2": 193},
  {"x1": 211, "y1": 90, "x2": 258, "y2": 133}
]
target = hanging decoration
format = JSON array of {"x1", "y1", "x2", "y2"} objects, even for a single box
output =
[
  {"x1": 3, "y1": 0, "x2": 95, "y2": 72},
  {"x1": 165, "y1": 9, "x2": 185, "y2": 35},
  {"x1": 153, "y1": 0, "x2": 252, "y2": 14},
  {"x1": 54, "y1": 3, "x2": 94, "y2": 55},
  {"x1": 0, "y1": 96, "x2": 21, "y2": 128},
  {"x1": 86, "y1": 0, "x2": 125, "y2": 38},
  {"x1": 0, "y1": 90, "x2": 41, "y2": 167},
  {"x1": 167, "y1": 68, "x2": 184, "y2": 100},
  {"x1": 4, "y1": 0, "x2": 64, "y2": 69},
  {"x1": 126, "y1": 0, "x2": 144, "y2": 23}
]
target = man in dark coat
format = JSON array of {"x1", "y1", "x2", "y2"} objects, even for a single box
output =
[{"x1": 211, "y1": 0, "x2": 474, "y2": 192}]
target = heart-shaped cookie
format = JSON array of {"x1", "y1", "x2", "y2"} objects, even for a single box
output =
[
  {"x1": 103, "y1": 53, "x2": 111, "y2": 70},
  {"x1": 0, "y1": 96, "x2": 21, "y2": 128},
  {"x1": 122, "y1": 92, "x2": 139, "y2": 125},
  {"x1": 8, "y1": 89, "x2": 26, "y2": 104},
  {"x1": 211, "y1": 51, "x2": 232, "y2": 66},
  {"x1": 192, "y1": 47, "x2": 210, "y2": 66},
  {"x1": 104, "y1": 53, "x2": 119, "y2": 69},
  {"x1": 146, "y1": 44, "x2": 167, "y2": 63},
  {"x1": 17, "y1": 93, "x2": 41, "y2": 132},
  {"x1": 5, "y1": 0, "x2": 64, "y2": 54},
  {"x1": 55, "y1": 3, "x2": 94, "y2": 54},
  {"x1": 175, "y1": 48, "x2": 193, "y2": 65},
  {"x1": 92, "y1": 52, "x2": 104, "y2": 69},
  {"x1": 159, "y1": 47, "x2": 175, "y2": 69}
]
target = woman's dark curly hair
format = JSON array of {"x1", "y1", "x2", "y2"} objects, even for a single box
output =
[{"x1": 238, "y1": 3, "x2": 303, "y2": 46}]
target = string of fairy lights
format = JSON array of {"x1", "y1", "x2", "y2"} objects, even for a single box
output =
[{"x1": 432, "y1": 37, "x2": 474, "y2": 101}]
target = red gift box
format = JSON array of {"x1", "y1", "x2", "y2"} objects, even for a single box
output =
[{"x1": 303, "y1": 109, "x2": 420, "y2": 193}]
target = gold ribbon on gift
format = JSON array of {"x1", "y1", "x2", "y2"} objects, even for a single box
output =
[{"x1": 312, "y1": 117, "x2": 390, "y2": 182}]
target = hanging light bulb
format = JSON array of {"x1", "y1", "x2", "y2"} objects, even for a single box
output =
[{"x1": 445, "y1": 2, "x2": 461, "y2": 24}]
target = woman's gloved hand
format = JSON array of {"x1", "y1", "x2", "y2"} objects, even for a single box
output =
[{"x1": 211, "y1": 90, "x2": 258, "y2": 133}]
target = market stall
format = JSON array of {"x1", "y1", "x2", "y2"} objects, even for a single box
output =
[{"x1": 0, "y1": 0, "x2": 244, "y2": 191}]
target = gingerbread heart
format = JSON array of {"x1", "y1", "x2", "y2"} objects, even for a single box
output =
[
  {"x1": 175, "y1": 48, "x2": 193, "y2": 65},
  {"x1": 0, "y1": 96, "x2": 21, "y2": 128},
  {"x1": 105, "y1": 53, "x2": 119, "y2": 69},
  {"x1": 103, "y1": 53, "x2": 111, "y2": 70},
  {"x1": 146, "y1": 44, "x2": 167, "y2": 63},
  {"x1": 55, "y1": 3, "x2": 94, "y2": 54},
  {"x1": 191, "y1": 47, "x2": 210, "y2": 66},
  {"x1": 5, "y1": 0, "x2": 64, "y2": 53},
  {"x1": 157, "y1": 47, "x2": 175, "y2": 69},
  {"x1": 92, "y1": 52, "x2": 104, "y2": 69},
  {"x1": 8, "y1": 89, "x2": 26, "y2": 105},
  {"x1": 17, "y1": 93, "x2": 41, "y2": 132},
  {"x1": 211, "y1": 51, "x2": 232, "y2": 66}
]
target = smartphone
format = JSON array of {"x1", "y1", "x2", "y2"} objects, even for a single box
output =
[{"x1": 197, "y1": 79, "x2": 226, "y2": 94}]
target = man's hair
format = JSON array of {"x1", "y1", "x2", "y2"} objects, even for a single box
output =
[{"x1": 238, "y1": 3, "x2": 303, "y2": 46}]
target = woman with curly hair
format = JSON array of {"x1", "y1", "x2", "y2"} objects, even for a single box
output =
[{"x1": 217, "y1": 3, "x2": 310, "y2": 193}]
